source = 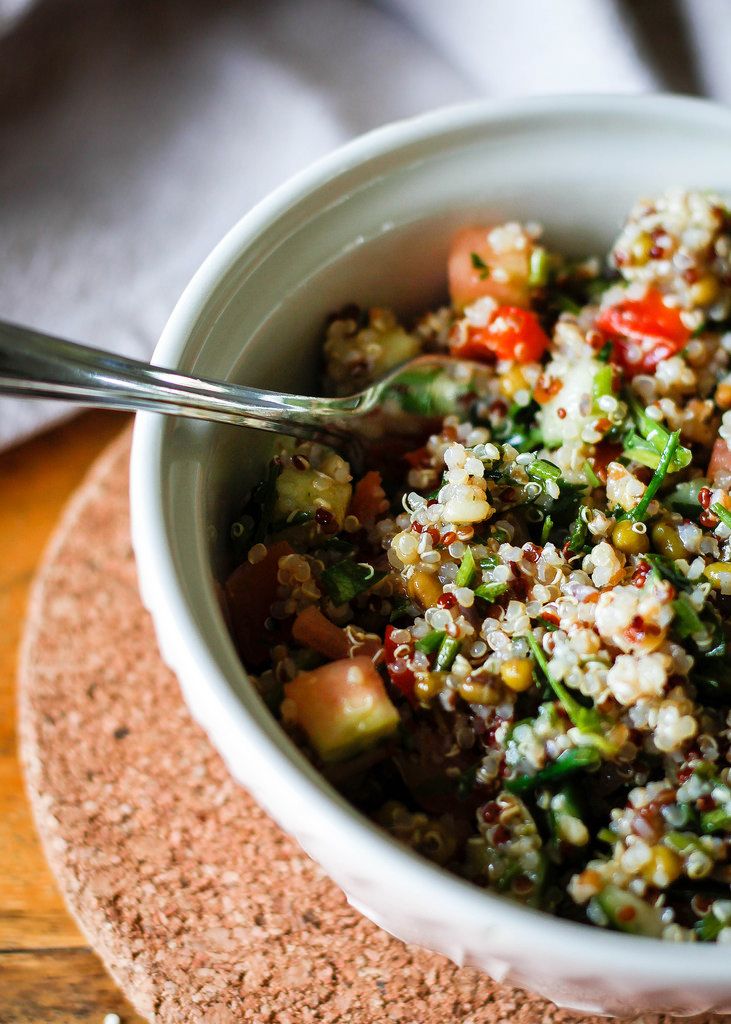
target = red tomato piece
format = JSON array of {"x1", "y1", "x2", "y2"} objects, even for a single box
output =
[
  {"x1": 451, "y1": 306, "x2": 549, "y2": 364},
  {"x1": 383, "y1": 624, "x2": 417, "y2": 704},
  {"x1": 448, "y1": 226, "x2": 532, "y2": 309},
  {"x1": 709, "y1": 437, "x2": 731, "y2": 487},
  {"x1": 596, "y1": 289, "x2": 691, "y2": 376}
]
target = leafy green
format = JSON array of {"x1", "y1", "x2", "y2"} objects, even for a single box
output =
[
  {"x1": 232, "y1": 461, "x2": 281, "y2": 557},
  {"x1": 545, "y1": 479, "x2": 587, "y2": 527},
  {"x1": 701, "y1": 808, "x2": 731, "y2": 834},
  {"x1": 415, "y1": 630, "x2": 446, "y2": 655},
  {"x1": 527, "y1": 458, "x2": 562, "y2": 482},
  {"x1": 672, "y1": 594, "x2": 705, "y2": 640},
  {"x1": 592, "y1": 364, "x2": 614, "y2": 412},
  {"x1": 583, "y1": 461, "x2": 602, "y2": 489},
  {"x1": 470, "y1": 251, "x2": 490, "y2": 279},
  {"x1": 474, "y1": 582, "x2": 508, "y2": 602},
  {"x1": 321, "y1": 559, "x2": 386, "y2": 605},
  {"x1": 435, "y1": 635, "x2": 462, "y2": 671},
  {"x1": 555, "y1": 293, "x2": 582, "y2": 315},
  {"x1": 566, "y1": 506, "x2": 590, "y2": 554},
  {"x1": 695, "y1": 912, "x2": 724, "y2": 942},
  {"x1": 623, "y1": 397, "x2": 691, "y2": 473},
  {"x1": 711, "y1": 502, "x2": 731, "y2": 530},
  {"x1": 389, "y1": 599, "x2": 415, "y2": 624},
  {"x1": 454, "y1": 547, "x2": 477, "y2": 588},
  {"x1": 505, "y1": 747, "x2": 600, "y2": 794},
  {"x1": 540, "y1": 514, "x2": 554, "y2": 544},
  {"x1": 492, "y1": 399, "x2": 543, "y2": 452},
  {"x1": 645, "y1": 553, "x2": 692, "y2": 592},
  {"x1": 526, "y1": 633, "x2": 617, "y2": 755},
  {"x1": 627, "y1": 429, "x2": 681, "y2": 522},
  {"x1": 393, "y1": 367, "x2": 470, "y2": 416},
  {"x1": 666, "y1": 479, "x2": 707, "y2": 518}
]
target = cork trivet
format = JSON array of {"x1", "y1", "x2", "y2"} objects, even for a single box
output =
[{"x1": 16, "y1": 430, "x2": 703, "y2": 1024}]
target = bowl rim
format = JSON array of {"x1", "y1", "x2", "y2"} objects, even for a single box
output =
[{"x1": 131, "y1": 92, "x2": 731, "y2": 978}]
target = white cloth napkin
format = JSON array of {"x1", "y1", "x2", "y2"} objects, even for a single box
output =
[{"x1": 1, "y1": 0, "x2": 729, "y2": 448}]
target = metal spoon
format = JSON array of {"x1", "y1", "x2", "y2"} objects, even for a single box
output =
[{"x1": 0, "y1": 319, "x2": 485, "y2": 466}]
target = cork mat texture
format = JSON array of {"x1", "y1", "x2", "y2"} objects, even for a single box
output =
[{"x1": 16, "y1": 430, "x2": 709, "y2": 1024}]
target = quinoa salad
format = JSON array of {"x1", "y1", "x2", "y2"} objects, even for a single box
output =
[{"x1": 224, "y1": 188, "x2": 731, "y2": 941}]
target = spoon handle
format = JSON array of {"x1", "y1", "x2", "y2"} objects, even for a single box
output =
[{"x1": 0, "y1": 319, "x2": 350, "y2": 447}]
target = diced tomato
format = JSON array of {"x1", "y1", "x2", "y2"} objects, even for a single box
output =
[
  {"x1": 709, "y1": 437, "x2": 731, "y2": 486},
  {"x1": 596, "y1": 289, "x2": 691, "y2": 377},
  {"x1": 448, "y1": 226, "x2": 532, "y2": 309},
  {"x1": 383, "y1": 624, "x2": 417, "y2": 704},
  {"x1": 384, "y1": 624, "x2": 400, "y2": 662},
  {"x1": 403, "y1": 445, "x2": 430, "y2": 468},
  {"x1": 349, "y1": 470, "x2": 387, "y2": 528},
  {"x1": 592, "y1": 441, "x2": 623, "y2": 484},
  {"x1": 225, "y1": 541, "x2": 293, "y2": 668},
  {"x1": 451, "y1": 306, "x2": 549, "y2": 364}
]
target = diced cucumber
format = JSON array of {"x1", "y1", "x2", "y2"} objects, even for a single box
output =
[
  {"x1": 284, "y1": 656, "x2": 399, "y2": 762},
  {"x1": 372, "y1": 327, "x2": 421, "y2": 376},
  {"x1": 539, "y1": 356, "x2": 601, "y2": 447},
  {"x1": 594, "y1": 884, "x2": 664, "y2": 938},
  {"x1": 274, "y1": 466, "x2": 352, "y2": 529}
]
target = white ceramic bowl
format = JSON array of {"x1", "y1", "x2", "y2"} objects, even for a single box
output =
[{"x1": 131, "y1": 95, "x2": 731, "y2": 1016}]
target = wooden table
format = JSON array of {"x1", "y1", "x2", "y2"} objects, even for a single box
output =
[{"x1": 0, "y1": 412, "x2": 146, "y2": 1023}]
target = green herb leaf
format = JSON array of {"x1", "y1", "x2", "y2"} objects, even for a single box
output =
[
  {"x1": 527, "y1": 458, "x2": 562, "y2": 483},
  {"x1": 505, "y1": 746, "x2": 600, "y2": 793},
  {"x1": 711, "y1": 502, "x2": 731, "y2": 531},
  {"x1": 454, "y1": 547, "x2": 477, "y2": 588},
  {"x1": 628, "y1": 429, "x2": 680, "y2": 523},
  {"x1": 701, "y1": 808, "x2": 731, "y2": 834},
  {"x1": 321, "y1": 559, "x2": 386, "y2": 605},
  {"x1": 592, "y1": 364, "x2": 614, "y2": 412},
  {"x1": 415, "y1": 630, "x2": 446, "y2": 655},
  {"x1": 596, "y1": 339, "x2": 613, "y2": 362},
  {"x1": 470, "y1": 251, "x2": 490, "y2": 279},
  {"x1": 389, "y1": 599, "x2": 415, "y2": 624},
  {"x1": 625, "y1": 398, "x2": 691, "y2": 473},
  {"x1": 645, "y1": 553, "x2": 692, "y2": 592},
  {"x1": 666, "y1": 479, "x2": 707, "y2": 518},
  {"x1": 695, "y1": 912, "x2": 724, "y2": 942},
  {"x1": 566, "y1": 506, "x2": 590, "y2": 554},
  {"x1": 556, "y1": 293, "x2": 582, "y2": 315},
  {"x1": 540, "y1": 514, "x2": 553, "y2": 545},
  {"x1": 525, "y1": 633, "x2": 616, "y2": 755},
  {"x1": 672, "y1": 594, "x2": 705, "y2": 639},
  {"x1": 435, "y1": 635, "x2": 462, "y2": 671},
  {"x1": 583, "y1": 461, "x2": 602, "y2": 489},
  {"x1": 474, "y1": 582, "x2": 508, "y2": 602}
]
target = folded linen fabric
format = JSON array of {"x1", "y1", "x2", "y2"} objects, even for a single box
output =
[{"x1": 0, "y1": 0, "x2": 725, "y2": 447}]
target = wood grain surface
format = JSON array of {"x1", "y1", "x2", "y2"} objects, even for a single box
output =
[{"x1": 0, "y1": 411, "x2": 144, "y2": 1023}]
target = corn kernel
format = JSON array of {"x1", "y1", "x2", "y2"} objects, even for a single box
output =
[
  {"x1": 414, "y1": 674, "x2": 444, "y2": 702},
  {"x1": 705, "y1": 562, "x2": 731, "y2": 594},
  {"x1": 407, "y1": 569, "x2": 443, "y2": 608},
  {"x1": 690, "y1": 274, "x2": 720, "y2": 307},
  {"x1": 500, "y1": 657, "x2": 534, "y2": 692},
  {"x1": 642, "y1": 845, "x2": 682, "y2": 888},
  {"x1": 612, "y1": 519, "x2": 650, "y2": 555},
  {"x1": 630, "y1": 232, "x2": 653, "y2": 264},
  {"x1": 651, "y1": 521, "x2": 685, "y2": 560},
  {"x1": 716, "y1": 383, "x2": 731, "y2": 410},
  {"x1": 499, "y1": 365, "x2": 528, "y2": 400},
  {"x1": 458, "y1": 679, "x2": 498, "y2": 704}
]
